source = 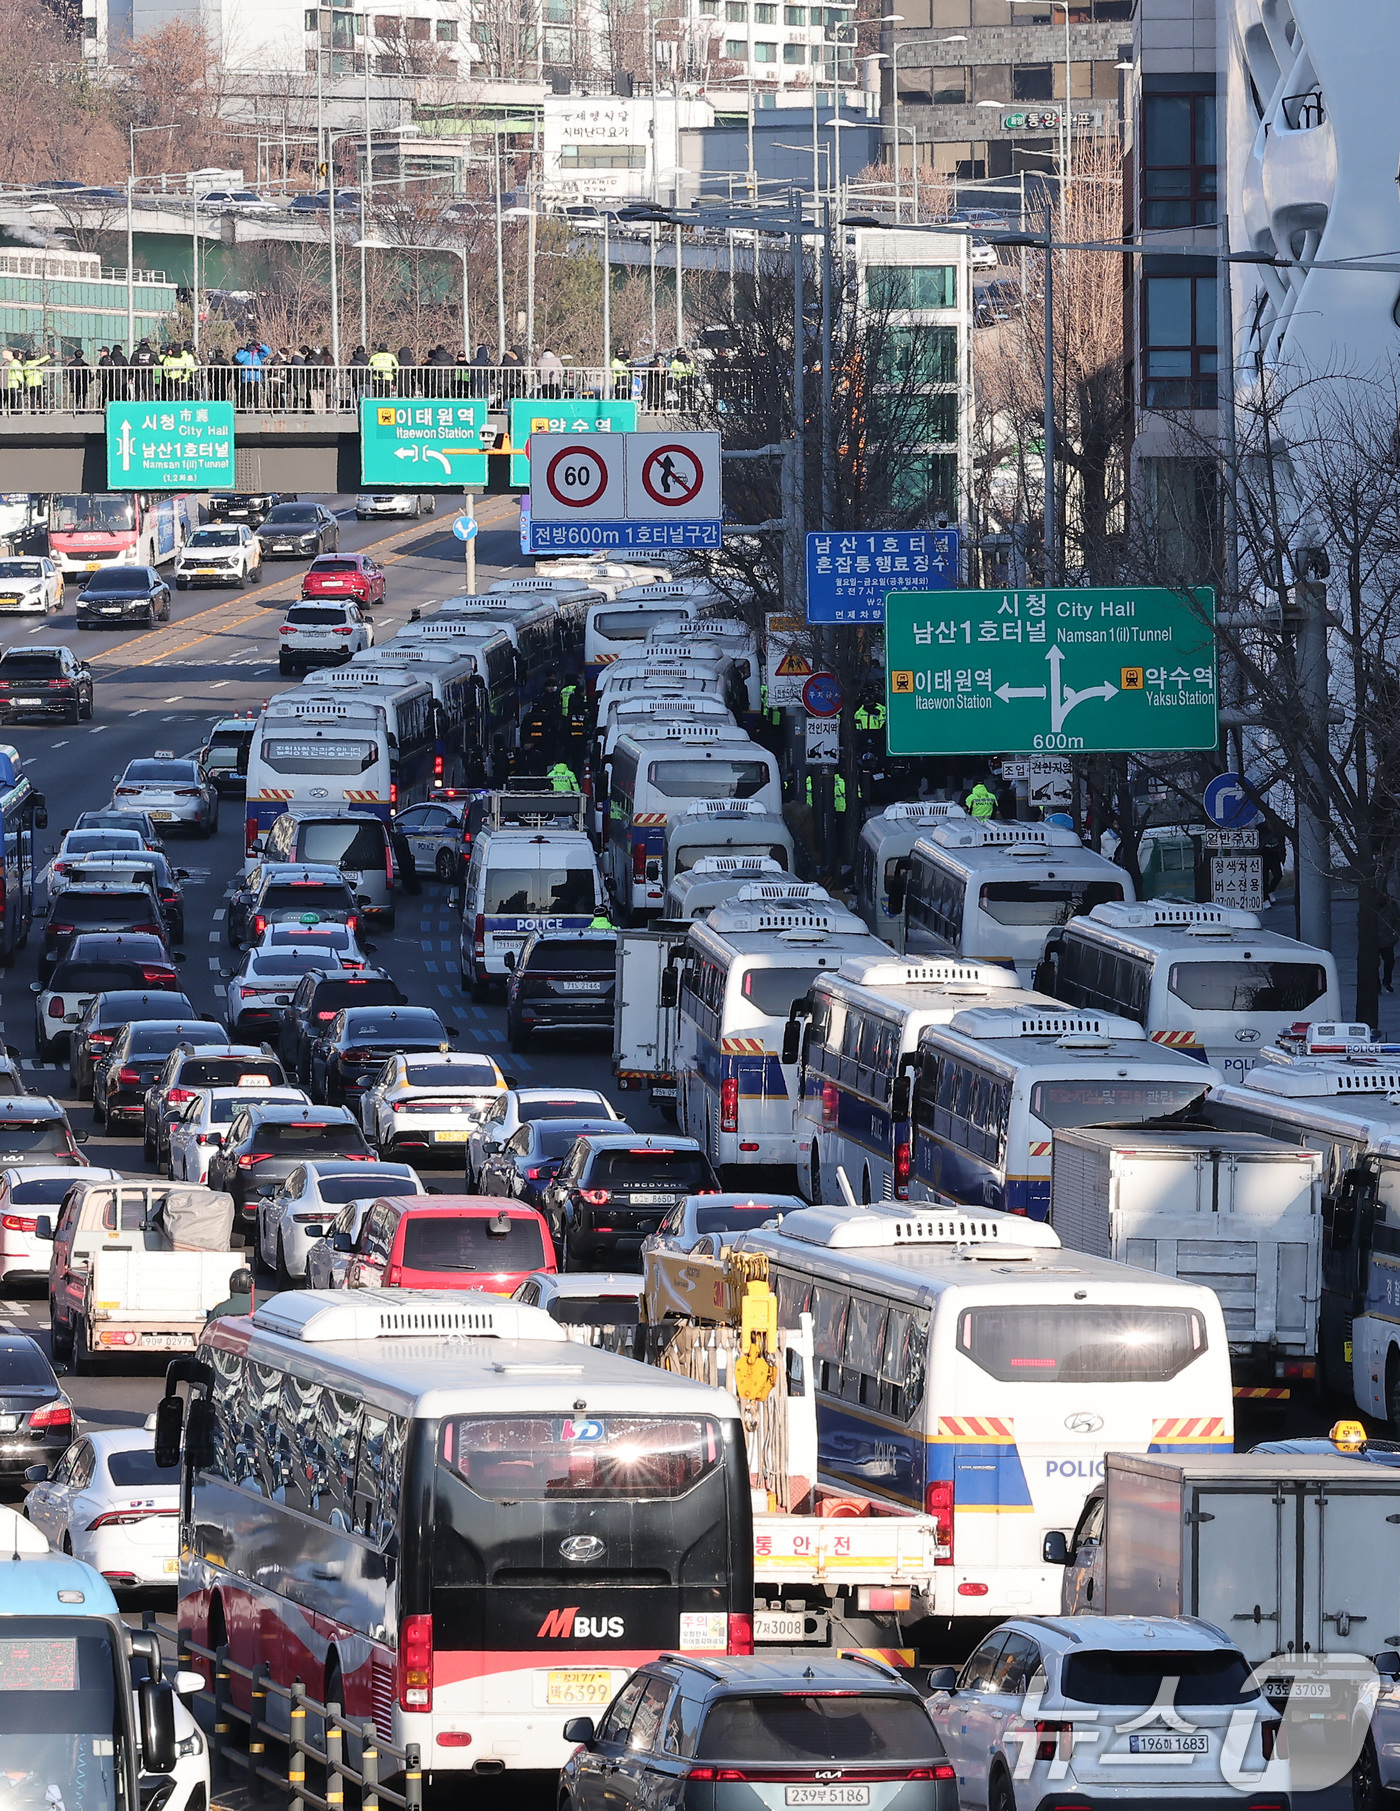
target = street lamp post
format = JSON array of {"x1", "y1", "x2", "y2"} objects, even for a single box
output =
[
  {"x1": 828, "y1": 12, "x2": 900, "y2": 211},
  {"x1": 127, "y1": 120, "x2": 178, "y2": 353},
  {"x1": 1009, "y1": 0, "x2": 1073, "y2": 198},
  {"x1": 891, "y1": 36, "x2": 963, "y2": 219},
  {"x1": 356, "y1": 237, "x2": 472, "y2": 360}
]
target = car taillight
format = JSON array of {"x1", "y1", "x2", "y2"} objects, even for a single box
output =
[
  {"x1": 632, "y1": 841, "x2": 647, "y2": 882},
  {"x1": 195, "y1": 1133, "x2": 223, "y2": 1146},
  {"x1": 245, "y1": 817, "x2": 260, "y2": 853},
  {"x1": 47, "y1": 999, "x2": 65, "y2": 1019},
  {"x1": 385, "y1": 1262, "x2": 402, "y2": 1286},
  {"x1": 342, "y1": 1048, "x2": 373, "y2": 1062},
  {"x1": 48, "y1": 679, "x2": 72, "y2": 689},
  {"x1": 1261, "y1": 1719, "x2": 1286, "y2": 1761},
  {"x1": 172, "y1": 789, "x2": 201, "y2": 799},
  {"x1": 398, "y1": 1613, "x2": 433, "y2": 1712},
  {"x1": 1, "y1": 1214, "x2": 35, "y2": 1233},
  {"x1": 89, "y1": 1034, "x2": 114, "y2": 1047},
  {"x1": 894, "y1": 1139, "x2": 910, "y2": 1200},
  {"x1": 725, "y1": 1613, "x2": 753, "y2": 1656},
  {"x1": 579, "y1": 1188, "x2": 610, "y2": 1205},
  {"x1": 332, "y1": 625, "x2": 355, "y2": 635},
  {"x1": 28, "y1": 1402, "x2": 71, "y2": 1431},
  {"x1": 1035, "y1": 1722, "x2": 1073, "y2": 1762},
  {"x1": 237, "y1": 1154, "x2": 271, "y2": 1168},
  {"x1": 132, "y1": 922, "x2": 163, "y2": 937},
  {"x1": 167, "y1": 1088, "x2": 195, "y2": 1104},
  {"x1": 51, "y1": 862, "x2": 69, "y2": 876},
  {"x1": 925, "y1": 1478, "x2": 954, "y2": 1563},
  {"x1": 46, "y1": 922, "x2": 74, "y2": 937},
  {"x1": 525, "y1": 1167, "x2": 543, "y2": 1180},
  {"x1": 720, "y1": 1076, "x2": 739, "y2": 1134},
  {"x1": 316, "y1": 1010, "x2": 337, "y2": 1020},
  {"x1": 140, "y1": 967, "x2": 176, "y2": 985},
  {"x1": 474, "y1": 914, "x2": 485, "y2": 958},
  {"x1": 346, "y1": 915, "x2": 358, "y2": 934},
  {"x1": 433, "y1": 754, "x2": 444, "y2": 780},
  {"x1": 389, "y1": 783, "x2": 397, "y2": 809},
  {"x1": 117, "y1": 1066, "x2": 140, "y2": 1086},
  {"x1": 386, "y1": 841, "x2": 394, "y2": 882},
  {"x1": 279, "y1": 625, "x2": 295, "y2": 634}
]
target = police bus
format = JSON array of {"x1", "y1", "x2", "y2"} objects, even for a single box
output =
[
  {"x1": 731, "y1": 1203, "x2": 1232, "y2": 1631},
  {"x1": 855, "y1": 802, "x2": 966, "y2": 948},
  {"x1": 589, "y1": 696, "x2": 735, "y2": 839},
  {"x1": 244, "y1": 694, "x2": 393, "y2": 851},
  {"x1": 909, "y1": 1003, "x2": 1221, "y2": 1220},
  {"x1": 784, "y1": 956, "x2": 1033, "y2": 1208},
  {"x1": 1034, "y1": 900, "x2": 1341, "y2": 1083},
  {"x1": 0, "y1": 745, "x2": 45, "y2": 964},
  {"x1": 673, "y1": 891, "x2": 888, "y2": 1184},
  {"x1": 406, "y1": 600, "x2": 560, "y2": 714},
  {"x1": 893, "y1": 821, "x2": 1132, "y2": 980},
  {"x1": 293, "y1": 673, "x2": 436, "y2": 807},
  {"x1": 158, "y1": 1290, "x2": 753, "y2": 1778}
]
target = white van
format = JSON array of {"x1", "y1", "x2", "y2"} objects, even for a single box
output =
[{"x1": 457, "y1": 824, "x2": 604, "y2": 999}]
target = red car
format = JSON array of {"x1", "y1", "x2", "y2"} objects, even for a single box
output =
[
  {"x1": 299, "y1": 553, "x2": 386, "y2": 604},
  {"x1": 343, "y1": 1196, "x2": 556, "y2": 1295}
]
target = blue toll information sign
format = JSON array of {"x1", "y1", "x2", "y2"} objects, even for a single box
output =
[{"x1": 806, "y1": 528, "x2": 959, "y2": 624}]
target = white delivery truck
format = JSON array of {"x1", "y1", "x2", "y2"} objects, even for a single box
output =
[
  {"x1": 613, "y1": 922, "x2": 692, "y2": 1114},
  {"x1": 1051, "y1": 1126, "x2": 1323, "y2": 1397},
  {"x1": 1046, "y1": 1450, "x2": 1400, "y2": 1664}
]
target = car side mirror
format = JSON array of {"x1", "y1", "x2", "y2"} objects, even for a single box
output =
[
  {"x1": 503, "y1": 951, "x2": 516, "y2": 971},
  {"x1": 138, "y1": 1678, "x2": 178, "y2": 1775},
  {"x1": 562, "y1": 1717, "x2": 596, "y2": 1746},
  {"x1": 925, "y1": 1666, "x2": 958, "y2": 1695},
  {"x1": 332, "y1": 1232, "x2": 354, "y2": 1252},
  {"x1": 72, "y1": 1131, "x2": 88, "y2": 1145},
  {"x1": 28, "y1": 982, "x2": 40, "y2": 994},
  {"x1": 172, "y1": 952, "x2": 187, "y2": 964},
  {"x1": 153, "y1": 1395, "x2": 184, "y2": 1469},
  {"x1": 24, "y1": 1463, "x2": 49, "y2": 1483},
  {"x1": 781, "y1": 1015, "x2": 802, "y2": 1067},
  {"x1": 442, "y1": 1025, "x2": 460, "y2": 1037},
  {"x1": 176, "y1": 869, "x2": 190, "y2": 881},
  {"x1": 1376, "y1": 1652, "x2": 1400, "y2": 1680},
  {"x1": 33, "y1": 1216, "x2": 53, "y2": 1240},
  {"x1": 1042, "y1": 1529, "x2": 1070, "y2": 1565},
  {"x1": 659, "y1": 967, "x2": 678, "y2": 1009}
]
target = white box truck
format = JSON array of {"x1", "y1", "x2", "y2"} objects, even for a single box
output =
[
  {"x1": 1051, "y1": 1126, "x2": 1323, "y2": 1395},
  {"x1": 613, "y1": 924, "x2": 692, "y2": 1113}
]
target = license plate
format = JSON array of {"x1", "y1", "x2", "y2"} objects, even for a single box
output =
[
  {"x1": 0, "y1": 1415, "x2": 16, "y2": 1433},
  {"x1": 139, "y1": 1333, "x2": 194, "y2": 1349},
  {"x1": 651, "y1": 1085, "x2": 677, "y2": 1099},
  {"x1": 100, "y1": 606, "x2": 120, "y2": 613},
  {"x1": 546, "y1": 1670, "x2": 613, "y2": 1708},
  {"x1": 13, "y1": 697, "x2": 41, "y2": 705},
  {"x1": 162, "y1": 1559, "x2": 178, "y2": 1575},
  {"x1": 754, "y1": 1610, "x2": 812, "y2": 1642},
  {"x1": 553, "y1": 981, "x2": 602, "y2": 993},
  {"x1": 149, "y1": 811, "x2": 174, "y2": 820},
  {"x1": 626, "y1": 1194, "x2": 672, "y2": 1204},
  {"x1": 434, "y1": 1129, "x2": 472, "y2": 1142},
  {"x1": 785, "y1": 1790, "x2": 869, "y2": 1806},
  {"x1": 85, "y1": 562, "x2": 100, "y2": 571},
  {"x1": 1266, "y1": 1679, "x2": 1328, "y2": 1699},
  {"x1": 1128, "y1": 1735, "x2": 1208, "y2": 1754},
  {"x1": 194, "y1": 568, "x2": 221, "y2": 576}
]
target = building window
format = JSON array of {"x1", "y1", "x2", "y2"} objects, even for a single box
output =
[
  {"x1": 558, "y1": 145, "x2": 646, "y2": 168},
  {"x1": 435, "y1": 17, "x2": 457, "y2": 37},
  {"x1": 886, "y1": 324, "x2": 958, "y2": 383},
  {"x1": 726, "y1": 2, "x2": 747, "y2": 19},
  {"x1": 304, "y1": 7, "x2": 317, "y2": 26},
  {"x1": 783, "y1": 38, "x2": 805, "y2": 58},
  {"x1": 755, "y1": 3, "x2": 776, "y2": 17},
  {"x1": 1012, "y1": 63, "x2": 1053, "y2": 100},
  {"x1": 1143, "y1": 272, "x2": 1217, "y2": 408},
  {"x1": 725, "y1": 35, "x2": 747, "y2": 56},
  {"x1": 970, "y1": 63, "x2": 1008, "y2": 101},
  {"x1": 753, "y1": 37, "x2": 776, "y2": 57},
  {"x1": 543, "y1": 24, "x2": 569, "y2": 57},
  {"x1": 700, "y1": 1, "x2": 717, "y2": 13},
  {"x1": 784, "y1": 5, "x2": 804, "y2": 19},
  {"x1": 865, "y1": 265, "x2": 956, "y2": 309},
  {"x1": 932, "y1": 67, "x2": 966, "y2": 103},
  {"x1": 1142, "y1": 92, "x2": 1217, "y2": 228}
]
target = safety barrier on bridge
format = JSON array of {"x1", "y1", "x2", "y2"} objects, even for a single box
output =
[
  {"x1": 138, "y1": 1613, "x2": 423, "y2": 1811},
  {"x1": 1, "y1": 365, "x2": 717, "y2": 417}
]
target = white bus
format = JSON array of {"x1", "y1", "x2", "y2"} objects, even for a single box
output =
[
  {"x1": 731, "y1": 1203, "x2": 1233, "y2": 1626},
  {"x1": 663, "y1": 855, "x2": 787, "y2": 920},
  {"x1": 855, "y1": 802, "x2": 967, "y2": 947},
  {"x1": 244, "y1": 694, "x2": 392, "y2": 853},
  {"x1": 590, "y1": 696, "x2": 735, "y2": 837},
  {"x1": 594, "y1": 659, "x2": 730, "y2": 717},
  {"x1": 605, "y1": 723, "x2": 781, "y2": 921},
  {"x1": 907, "y1": 1003, "x2": 1222, "y2": 1221},
  {"x1": 162, "y1": 1289, "x2": 753, "y2": 1778},
  {"x1": 298, "y1": 673, "x2": 437, "y2": 806},
  {"x1": 674, "y1": 891, "x2": 889, "y2": 1183},
  {"x1": 894, "y1": 821, "x2": 1134, "y2": 980},
  {"x1": 585, "y1": 595, "x2": 701, "y2": 690},
  {"x1": 785, "y1": 956, "x2": 1035, "y2": 1207},
  {"x1": 1034, "y1": 900, "x2": 1341, "y2": 1083}
]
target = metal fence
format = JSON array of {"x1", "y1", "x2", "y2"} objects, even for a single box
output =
[
  {"x1": 2, "y1": 364, "x2": 714, "y2": 417},
  {"x1": 138, "y1": 1613, "x2": 422, "y2": 1811}
]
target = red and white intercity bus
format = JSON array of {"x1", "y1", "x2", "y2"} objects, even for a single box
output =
[{"x1": 47, "y1": 492, "x2": 197, "y2": 576}]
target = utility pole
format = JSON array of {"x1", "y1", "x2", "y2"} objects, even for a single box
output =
[{"x1": 1293, "y1": 547, "x2": 1333, "y2": 952}]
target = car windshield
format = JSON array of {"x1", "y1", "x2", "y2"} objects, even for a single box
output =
[
  {"x1": 646, "y1": 759, "x2": 769, "y2": 800},
  {"x1": 344, "y1": 1013, "x2": 443, "y2": 1041},
  {"x1": 83, "y1": 570, "x2": 152, "y2": 592},
  {"x1": 123, "y1": 762, "x2": 196, "y2": 783},
  {"x1": 53, "y1": 894, "x2": 154, "y2": 926},
  {"x1": 51, "y1": 494, "x2": 135, "y2": 531},
  {"x1": 106, "y1": 1449, "x2": 178, "y2": 1487},
  {"x1": 316, "y1": 1173, "x2": 418, "y2": 1203},
  {"x1": 0, "y1": 1344, "x2": 54, "y2": 1386},
  {"x1": 486, "y1": 869, "x2": 596, "y2": 914},
  {"x1": 535, "y1": 1123, "x2": 612, "y2": 1159},
  {"x1": 287, "y1": 607, "x2": 349, "y2": 625},
  {"x1": 0, "y1": 1618, "x2": 123, "y2": 1811},
  {"x1": 0, "y1": 562, "x2": 43, "y2": 580},
  {"x1": 249, "y1": 1122, "x2": 364, "y2": 1152},
  {"x1": 264, "y1": 506, "x2": 318, "y2": 524},
  {"x1": 695, "y1": 1695, "x2": 940, "y2": 1763},
  {"x1": 297, "y1": 822, "x2": 386, "y2": 867},
  {"x1": 188, "y1": 530, "x2": 241, "y2": 548},
  {"x1": 1062, "y1": 1650, "x2": 1259, "y2": 1707},
  {"x1": 401, "y1": 1214, "x2": 547, "y2": 1272},
  {"x1": 0, "y1": 1124, "x2": 70, "y2": 1156},
  {"x1": 405, "y1": 1061, "x2": 497, "y2": 1088},
  {"x1": 588, "y1": 1150, "x2": 712, "y2": 1191}
]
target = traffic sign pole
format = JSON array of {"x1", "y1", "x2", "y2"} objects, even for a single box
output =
[{"x1": 465, "y1": 494, "x2": 476, "y2": 594}]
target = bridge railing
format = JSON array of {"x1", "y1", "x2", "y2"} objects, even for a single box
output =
[{"x1": 0, "y1": 364, "x2": 741, "y2": 416}]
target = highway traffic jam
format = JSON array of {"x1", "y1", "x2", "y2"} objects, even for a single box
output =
[{"x1": 0, "y1": 487, "x2": 1393, "y2": 1811}]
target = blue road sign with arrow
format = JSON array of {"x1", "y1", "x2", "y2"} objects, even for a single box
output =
[
  {"x1": 452, "y1": 515, "x2": 479, "y2": 542},
  {"x1": 1203, "y1": 772, "x2": 1264, "y2": 829}
]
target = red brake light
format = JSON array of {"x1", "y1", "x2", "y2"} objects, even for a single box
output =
[
  {"x1": 1035, "y1": 1722, "x2": 1072, "y2": 1763},
  {"x1": 925, "y1": 1478, "x2": 954, "y2": 1564},
  {"x1": 47, "y1": 1000, "x2": 65, "y2": 1019},
  {"x1": 28, "y1": 1402, "x2": 71, "y2": 1431},
  {"x1": 117, "y1": 1066, "x2": 140, "y2": 1086},
  {"x1": 245, "y1": 817, "x2": 260, "y2": 853},
  {"x1": 398, "y1": 1613, "x2": 433, "y2": 1711},
  {"x1": 473, "y1": 914, "x2": 485, "y2": 958},
  {"x1": 139, "y1": 966, "x2": 176, "y2": 985},
  {"x1": 87, "y1": 1507, "x2": 177, "y2": 1529},
  {"x1": 725, "y1": 1612, "x2": 753, "y2": 1656},
  {"x1": 237, "y1": 1153, "x2": 271, "y2": 1168},
  {"x1": 632, "y1": 841, "x2": 647, "y2": 881},
  {"x1": 279, "y1": 626, "x2": 295, "y2": 634},
  {"x1": 167, "y1": 1088, "x2": 195, "y2": 1104},
  {"x1": 822, "y1": 1079, "x2": 838, "y2": 1127},
  {"x1": 332, "y1": 625, "x2": 355, "y2": 635},
  {"x1": 253, "y1": 915, "x2": 267, "y2": 938},
  {"x1": 579, "y1": 1188, "x2": 610, "y2": 1206},
  {"x1": 525, "y1": 1167, "x2": 543, "y2": 1180},
  {"x1": 2, "y1": 1214, "x2": 35, "y2": 1233},
  {"x1": 720, "y1": 1076, "x2": 739, "y2": 1135}
]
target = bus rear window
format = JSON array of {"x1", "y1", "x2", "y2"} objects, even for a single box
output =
[
  {"x1": 957, "y1": 1305, "x2": 1207, "y2": 1383},
  {"x1": 442, "y1": 1413, "x2": 720, "y2": 1499},
  {"x1": 260, "y1": 741, "x2": 378, "y2": 775},
  {"x1": 401, "y1": 1213, "x2": 547, "y2": 1272},
  {"x1": 739, "y1": 965, "x2": 821, "y2": 1017},
  {"x1": 1029, "y1": 1080, "x2": 1210, "y2": 1129},
  {"x1": 1167, "y1": 961, "x2": 1329, "y2": 1013},
  {"x1": 978, "y1": 879, "x2": 1125, "y2": 925},
  {"x1": 593, "y1": 609, "x2": 683, "y2": 640},
  {"x1": 646, "y1": 759, "x2": 768, "y2": 800}
]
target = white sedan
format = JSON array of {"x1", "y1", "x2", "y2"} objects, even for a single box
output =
[
  {"x1": 245, "y1": 920, "x2": 375, "y2": 968},
  {"x1": 465, "y1": 1087, "x2": 619, "y2": 1190},
  {"x1": 256, "y1": 1159, "x2": 423, "y2": 1285},
  {"x1": 359, "y1": 1051, "x2": 507, "y2": 1160},
  {"x1": 224, "y1": 943, "x2": 357, "y2": 1037},
  {"x1": 25, "y1": 1425, "x2": 179, "y2": 1587},
  {"x1": 355, "y1": 494, "x2": 438, "y2": 519},
  {"x1": 168, "y1": 1085, "x2": 309, "y2": 1182},
  {"x1": 0, "y1": 557, "x2": 63, "y2": 613}
]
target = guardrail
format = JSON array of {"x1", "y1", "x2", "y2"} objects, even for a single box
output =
[
  {"x1": 0, "y1": 365, "x2": 719, "y2": 417},
  {"x1": 138, "y1": 1613, "x2": 422, "y2": 1811}
]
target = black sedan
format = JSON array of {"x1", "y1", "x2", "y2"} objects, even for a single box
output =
[
  {"x1": 0, "y1": 1333, "x2": 72, "y2": 1482},
  {"x1": 67, "y1": 989, "x2": 199, "y2": 1097},
  {"x1": 206, "y1": 1101, "x2": 372, "y2": 1225},
  {"x1": 75, "y1": 566, "x2": 172, "y2": 629},
  {"x1": 207, "y1": 492, "x2": 296, "y2": 527},
  {"x1": 477, "y1": 1117, "x2": 629, "y2": 1210},
  {"x1": 258, "y1": 502, "x2": 340, "y2": 559},
  {"x1": 91, "y1": 1018, "x2": 228, "y2": 1132},
  {"x1": 309, "y1": 1005, "x2": 456, "y2": 1106}
]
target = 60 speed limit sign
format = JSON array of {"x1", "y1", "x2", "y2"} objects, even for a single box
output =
[{"x1": 530, "y1": 432, "x2": 626, "y2": 522}]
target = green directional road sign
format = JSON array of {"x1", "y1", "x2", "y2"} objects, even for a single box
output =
[
  {"x1": 885, "y1": 585, "x2": 1218, "y2": 756},
  {"x1": 508, "y1": 396, "x2": 636, "y2": 487},
  {"x1": 360, "y1": 398, "x2": 489, "y2": 487},
  {"x1": 105, "y1": 401, "x2": 235, "y2": 490}
]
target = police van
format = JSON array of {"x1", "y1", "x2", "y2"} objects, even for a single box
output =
[
  {"x1": 855, "y1": 801, "x2": 967, "y2": 947},
  {"x1": 1034, "y1": 900, "x2": 1341, "y2": 1083},
  {"x1": 673, "y1": 889, "x2": 888, "y2": 1183},
  {"x1": 893, "y1": 820, "x2": 1134, "y2": 980},
  {"x1": 456, "y1": 791, "x2": 604, "y2": 999}
]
